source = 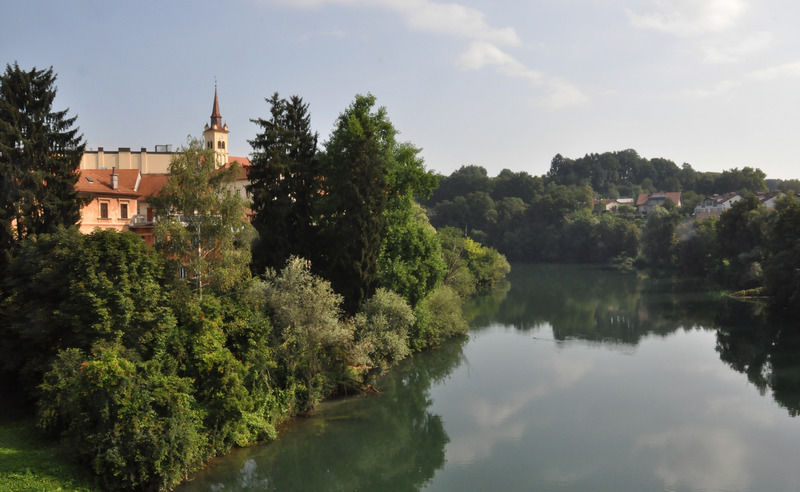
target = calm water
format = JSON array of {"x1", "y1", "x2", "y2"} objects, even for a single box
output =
[{"x1": 179, "y1": 265, "x2": 800, "y2": 491}]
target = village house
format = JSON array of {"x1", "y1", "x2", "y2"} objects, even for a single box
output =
[
  {"x1": 635, "y1": 192, "x2": 682, "y2": 215},
  {"x1": 76, "y1": 89, "x2": 251, "y2": 242},
  {"x1": 693, "y1": 192, "x2": 741, "y2": 219}
]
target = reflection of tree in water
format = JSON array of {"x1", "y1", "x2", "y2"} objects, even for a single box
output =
[
  {"x1": 184, "y1": 335, "x2": 467, "y2": 492},
  {"x1": 715, "y1": 302, "x2": 800, "y2": 417},
  {"x1": 493, "y1": 265, "x2": 722, "y2": 345},
  {"x1": 462, "y1": 280, "x2": 510, "y2": 329}
]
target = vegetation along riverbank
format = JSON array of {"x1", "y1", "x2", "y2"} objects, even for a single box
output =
[
  {"x1": 4, "y1": 62, "x2": 800, "y2": 490},
  {"x1": 0, "y1": 65, "x2": 508, "y2": 490}
]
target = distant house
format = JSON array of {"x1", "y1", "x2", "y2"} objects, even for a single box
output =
[
  {"x1": 76, "y1": 88, "x2": 252, "y2": 243},
  {"x1": 693, "y1": 192, "x2": 741, "y2": 219},
  {"x1": 635, "y1": 192, "x2": 682, "y2": 215},
  {"x1": 757, "y1": 191, "x2": 783, "y2": 209},
  {"x1": 599, "y1": 197, "x2": 634, "y2": 212}
]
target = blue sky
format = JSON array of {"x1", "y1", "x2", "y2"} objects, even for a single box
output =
[{"x1": 4, "y1": 0, "x2": 800, "y2": 179}]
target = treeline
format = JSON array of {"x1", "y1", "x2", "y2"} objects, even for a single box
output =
[
  {"x1": 0, "y1": 64, "x2": 508, "y2": 490},
  {"x1": 425, "y1": 165, "x2": 637, "y2": 263},
  {"x1": 548, "y1": 149, "x2": 767, "y2": 198},
  {"x1": 426, "y1": 157, "x2": 800, "y2": 317}
]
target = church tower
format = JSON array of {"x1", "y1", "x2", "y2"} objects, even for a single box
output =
[{"x1": 203, "y1": 86, "x2": 229, "y2": 168}]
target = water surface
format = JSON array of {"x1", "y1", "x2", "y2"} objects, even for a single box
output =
[{"x1": 180, "y1": 265, "x2": 800, "y2": 491}]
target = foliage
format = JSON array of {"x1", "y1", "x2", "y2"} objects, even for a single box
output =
[
  {"x1": 248, "y1": 93, "x2": 320, "y2": 275},
  {"x1": 150, "y1": 137, "x2": 254, "y2": 295},
  {"x1": 439, "y1": 227, "x2": 510, "y2": 295},
  {"x1": 378, "y1": 198, "x2": 446, "y2": 306},
  {"x1": 715, "y1": 194, "x2": 770, "y2": 288},
  {"x1": 353, "y1": 288, "x2": 414, "y2": 369},
  {"x1": 410, "y1": 286, "x2": 468, "y2": 351},
  {"x1": 0, "y1": 228, "x2": 172, "y2": 390},
  {"x1": 38, "y1": 345, "x2": 206, "y2": 491},
  {"x1": 0, "y1": 63, "x2": 84, "y2": 269},
  {"x1": 170, "y1": 294, "x2": 280, "y2": 454},
  {"x1": 316, "y1": 94, "x2": 395, "y2": 313},
  {"x1": 249, "y1": 257, "x2": 355, "y2": 414},
  {"x1": 763, "y1": 195, "x2": 800, "y2": 316},
  {"x1": 317, "y1": 94, "x2": 437, "y2": 313},
  {"x1": 640, "y1": 206, "x2": 679, "y2": 269}
]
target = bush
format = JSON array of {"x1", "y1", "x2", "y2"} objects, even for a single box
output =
[
  {"x1": 410, "y1": 286, "x2": 468, "y2": 351},
  {"x1": 38, "y1": 346, "x2": 206, "y2": 491},
  {"x1": 250, "y1": 257, "x2": 355, "y2": 414},
  {"x1": 353, "y1": 288, "x2": 414, "y2": 369}
]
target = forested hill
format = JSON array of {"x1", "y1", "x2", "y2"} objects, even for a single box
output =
[
  {"x1": 430, "y1": 149, "x2": 773, "y2": 206},
  {"x1": 422, "y1": 149, "x2": 790, "y2": 264}
]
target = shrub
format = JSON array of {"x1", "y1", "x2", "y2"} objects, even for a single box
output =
[
  {"x1": 410, "y1": 286, "x2": 468, "y2": 351},
  {"x1": 38, "y1": 346, "x2": 206, "y2": 491},
  {"x1": 353, "y1": 288, "x2": 414, "y2": 369}
]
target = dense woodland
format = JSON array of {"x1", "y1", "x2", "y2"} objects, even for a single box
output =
[{"x1": 0, "y1": 65, "x2": 508, "y2": 490}]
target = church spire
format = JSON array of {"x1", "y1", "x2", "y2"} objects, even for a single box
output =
[{"x1": 210, "y1": 84, "x2": 223, "y2": 129}]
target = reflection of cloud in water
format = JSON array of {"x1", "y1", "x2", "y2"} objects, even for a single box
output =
[
  {"x1": 209, "y1": 459, "x2": 270, "y2": 491},
  {"x1": 444, "y1": 347, "x2": 594, "y2": 465},
  {"x1": 636, "y1": 427, "x2": 751, "y2": 492},
  {"x1": 705, "y1": 394, "x2": 777, "y2": 427}
]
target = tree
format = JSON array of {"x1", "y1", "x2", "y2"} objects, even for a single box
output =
[
  {"x1": 641, "y1": 206, "x2": 679, "y2": 269},
  {"x1": 0, "y1": 228, "x2": 174, "y2": 390},
  {"x1": 316, "y1": 94, "x2": 397, "y2": 313},
  {"x1": 149, "y1": 137, "x2": 254, "y2": 295},
  {"x1": 248, "y1": 93, "x2": 320, "y2": 275},
  {"x1": 0, "y1": 63, "x2": 84, "y2": 268},
  {"x1": 379, "y1": 198, "x2": 446, "y2": 306}
]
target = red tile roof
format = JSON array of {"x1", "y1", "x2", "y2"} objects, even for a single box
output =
[
  {"x1": 76, "y1": 169, "x2": 140, "y2": 197},
  {"x1": 226, "y1": 156, "x2": 252, "y2": 180},
  {"x1": 137, "y1": 174, "x2": 169, "y2": 198}
]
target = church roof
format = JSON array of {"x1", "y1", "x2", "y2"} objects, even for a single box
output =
[{"x1": 210, "y1": 87, "x2": 224, "y2": 129}]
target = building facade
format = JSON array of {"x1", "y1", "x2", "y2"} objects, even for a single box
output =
[{"x1": 76, "y1": 89, "x2": 251, "y2": 242}]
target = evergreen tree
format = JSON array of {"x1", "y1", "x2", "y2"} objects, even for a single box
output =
[
  {"x1": 318, "y1": 94, "x2": 396, "y2": 313},
  {"x1": 248, "y1": 93, "x2": 320, "y2": 275},
  {"x1": 0, "y1": 63, "x2": 84, "y2": 267}
]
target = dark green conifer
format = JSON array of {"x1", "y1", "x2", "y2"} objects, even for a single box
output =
[
  {"x1": 248, "y1": 93, "x2": 320, "y2": 275},
  {"x1": 0, "y1": 63, "x2": 85, "y2": 267}
]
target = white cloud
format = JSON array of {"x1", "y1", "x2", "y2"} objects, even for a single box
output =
[
  {"x1": 457, "y1": 42, "x2": 588, "y2": 109},
  {"x1": 627, "y1": 0, "x2": 748, "y2": 36},
  {"x1": 268, "y1": 0, "x2": 586, "y2": 108},
  {"x1": 703, "y1": 31, "x2": 773, "y2": 63},
  {"x1": 272, "y1": 0, "x2": 520, "y2": 45},
  {"x1": 683, "y1": 79, "x2": 742, "y2": 98},
  {"x1": 747, "y1": 60, "x2": 800, "y2": 81},
  {"x1": 683, "y1": 59, "x2": 800, "y2": 99},
  {"x1": 457, "y1": 41, "x2": 542, "y2": 81}
]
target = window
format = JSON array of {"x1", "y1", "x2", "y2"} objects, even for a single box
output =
[
  {"x1": 100, "y1": 202, "x2": 109, "y2": 219},
  {"x1": 179, "y1": 267, "x2": 187, "y2": 279},
  {"x1": 218, "y1": 140, "x2": 225, "y2": 149},
  {"x1": 207, "y1": 141, "x2": 213, "y2": 149},
  {"x1": 120, "y1": 203, "x2": 128, "y2": 219}
]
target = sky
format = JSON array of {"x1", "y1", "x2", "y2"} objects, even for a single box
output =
[{"x1": 3, "y1": 0, "x2": 800, "y2": 179}]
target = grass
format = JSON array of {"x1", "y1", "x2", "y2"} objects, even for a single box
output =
[{"x1": 0, "y1": 390, "x2": 96, "y2": 492}]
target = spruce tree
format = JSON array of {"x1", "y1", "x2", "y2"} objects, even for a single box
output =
[
  {"x1": 0, "y1": 63, "x2": 84, "y2": 267},
  {"x1": 247, "y1": 93, "x2": 320, "y2": 275}
]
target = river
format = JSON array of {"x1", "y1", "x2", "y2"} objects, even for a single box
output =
[{"x1": 178, "y1": 264, "x2": 800, "y2": 491}]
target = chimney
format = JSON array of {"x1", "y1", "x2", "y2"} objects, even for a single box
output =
[{"x1": 111, "y1": 167, "x2": 119, "y2": 190}]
